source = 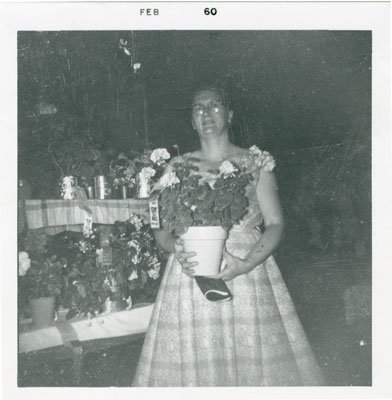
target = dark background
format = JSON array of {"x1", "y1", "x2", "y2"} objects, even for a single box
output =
[{"x1": 18, "y1": 30, "x2": 372, "y2": 385}]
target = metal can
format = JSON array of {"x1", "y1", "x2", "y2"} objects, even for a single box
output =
[
  {"x1": 86, "y1": 186, "x2": 94, "y2": 199},
  {"x1": 94, "y1": 175, "x2": 112, "y2": 199},
  {"x1": 120, "y1": 185, "x2": 128, "y2": 199}
]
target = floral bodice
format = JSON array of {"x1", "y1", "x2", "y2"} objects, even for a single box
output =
[{"x1": 229, "y1": 147, "x2": 275, "y2": 233}]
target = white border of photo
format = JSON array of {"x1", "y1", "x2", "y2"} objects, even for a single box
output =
[{"x1": 0, "y1": 1, "x2": 390, "y2": 399}]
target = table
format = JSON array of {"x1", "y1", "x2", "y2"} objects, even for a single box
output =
[
  {"x1": 19, "y1": 304, "x2": 154, "y2": 385},
  {"x1": 18, "y1": 198, "x2": 153, "y2": 384}
]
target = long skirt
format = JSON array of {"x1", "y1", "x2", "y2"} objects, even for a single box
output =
[{"x1": 133, "y1": 230, "x2": 325, "y2": 386}]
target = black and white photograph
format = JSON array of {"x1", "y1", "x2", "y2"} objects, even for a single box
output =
[{"x1": 1, "y1": 1, "x2": 391, "y2": 399}]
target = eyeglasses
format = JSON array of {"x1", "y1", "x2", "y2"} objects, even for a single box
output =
[{"x1": 192, "y1": 101, "x2": 225, "y2": 115}]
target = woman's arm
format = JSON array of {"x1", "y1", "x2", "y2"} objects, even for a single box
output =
[{"x1": 213, "y1": 168, "x2": 285, "y2": 281}]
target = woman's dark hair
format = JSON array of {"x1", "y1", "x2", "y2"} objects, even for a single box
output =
[{"x1": 190, "y1": 83, "x2": 231, "y2": 108}]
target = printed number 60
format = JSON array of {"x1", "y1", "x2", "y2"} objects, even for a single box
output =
[{"x1": 204, "y1": 8, "x2": 217, "y2": 15}]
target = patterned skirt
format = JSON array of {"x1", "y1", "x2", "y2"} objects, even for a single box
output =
[{"x1": 132, "y1": 229, "x2": 325, "y2": 386}]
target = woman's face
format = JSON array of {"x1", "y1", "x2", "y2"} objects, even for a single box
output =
[{"x1": 191, "y1": 89, "x2": 233, "y2": 139}]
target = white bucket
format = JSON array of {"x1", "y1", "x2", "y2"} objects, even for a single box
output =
[{"x1": 180, "y1": 226, "x2": 228, "y2": 276}]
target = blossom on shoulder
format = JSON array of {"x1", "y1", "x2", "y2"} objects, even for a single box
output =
[
  {"x1": 249, "y1": 145, "x2": 276, "y2": 172},
  {"x1": 18, "y1": 251, "x2": 31, "y2": 276},
  {"x1": 150, "y1": 148, "x2": 170, "y2": 165},
  {"x1": 249, "y1": 145, "x2": 262, "y2": 157},
  {"x1": 158, "y1": 172, "x2": 180, "y2": 188},
  {"x1": 219, "y1": 160, "x2": 238, "y2": 178}
]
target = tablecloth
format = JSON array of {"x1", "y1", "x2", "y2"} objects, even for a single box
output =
[{"x1": 20, "y1": 199, "x2": 149, "y2": 234}]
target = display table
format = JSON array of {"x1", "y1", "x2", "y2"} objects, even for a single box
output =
[
  {"x1": 19, "y1": 199, "x2": 150, "y2": 234},
  {"x1": 18, "y1": 198, "x2": 154, "y2": 384},
  {"x1": 19, "y1": 304, "x2": 153, "y2": 384}
]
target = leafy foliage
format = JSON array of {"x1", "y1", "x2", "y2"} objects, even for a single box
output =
[{"x1": 157, "y1": 157, "x2": 252, "y2": 236}]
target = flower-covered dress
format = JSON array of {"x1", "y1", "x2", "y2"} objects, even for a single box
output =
[{"x1": 132, "y1": 149, "x2": 324, "y2": 387}]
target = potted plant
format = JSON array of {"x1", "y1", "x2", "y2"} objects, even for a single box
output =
[
  {"x1": 59, "y1": 230, "x2": 109, "y2": 318},
  {"x1": 131, "y1": 148, "x2": 171, "y2": 198},
  {"x1": 59, "y1": 218, "x2": 165, "y2": 318},
  {"x1": 153, "y1": 155, "x2": 255, "y2": 276},
  {"x1": 19, "y1": 233, "x2": 64, "y2": 328},
  {"x1": 109, "y1": 153, "x2": 137, "y2": 198},
  {"x1": 109, "y1": 213, "x2": 165, "y2": 306}
]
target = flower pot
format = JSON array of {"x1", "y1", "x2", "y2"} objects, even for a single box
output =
[
  {"x1": 29, "y1": 296, "x2": 56, "y2": 329},
  {"x1": 180, "y1": 226, "x2": 228, "y2": 276}
]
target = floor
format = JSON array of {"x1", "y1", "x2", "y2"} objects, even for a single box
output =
[{"x1": 18, "y1": 255, "x2": 371, "y2": 387}]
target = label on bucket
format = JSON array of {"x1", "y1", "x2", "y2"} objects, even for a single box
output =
[{"x1": 149, "y1": 198, "x2": 160, "y2": 229}]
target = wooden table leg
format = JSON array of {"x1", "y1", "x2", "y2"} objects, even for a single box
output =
[
  {"x1": 56, "y1": 321, "x2": 84, "y2": 385},
  {"x1": 69, "y1": 340, "x2": 84, "y2": 385}
]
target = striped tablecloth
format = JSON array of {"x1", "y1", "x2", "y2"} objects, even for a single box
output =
[{"x1": 20, "y1": 199, "x2": 150, "y2": 234}]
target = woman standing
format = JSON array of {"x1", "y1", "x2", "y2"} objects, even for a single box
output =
[{"x1": 132, "y1": 86, "x2": 324, "y2": 386}]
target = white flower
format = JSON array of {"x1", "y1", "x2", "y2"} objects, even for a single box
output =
[
  {"x1": 219, "y1": 160, "x2": 238, "y2": 178},
  {"x1": 129, "y1": 214, "x2": 144, "y2": 231},
  {"x1": 249, "y1": 145, "x2": 276, "y2": 172},
  {"x1": 18, "y1": 251, "x2": 31, "y2": 276},
  {"x1": 140, "y1": 167, "x2": 156, "y2": 180},
  {"x1": 132, "y1": 253, "x2": 140, "y2": 264},
  {"x1": 133, "y1": 62, "x2": 141, "y2": 70},
  {"x1": 190, "y1": 205, "x2": 197, "y2": 211},
  {"x1": 260, "y1": 151, "x2": 276, "y2": 172},
  {"x1": 128, "y1": 270, "x2": 138, "y2": 281},
  {"x1": 159, "y1": 172, "x2": 180, "y2": 188},
  {"x1": 150, "y1": 148, "x2": 170, "y2": 165},
  {"x1": 78, "y1": 240, "x2": 88, "y2": 253},
  {"x1": 148, "y1": 268, "x2": 160, "y2": 280},
  {"x1": 127, "y1": 239, "x2": 139, "y2": 249}
]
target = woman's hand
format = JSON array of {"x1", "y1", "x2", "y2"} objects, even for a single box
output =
[
  {"x1": 173, "y1": 238, "x2": 198, "y2": 278},
  {"x1": 210, "y1": 249, "x2": 253, "y2": 282}
]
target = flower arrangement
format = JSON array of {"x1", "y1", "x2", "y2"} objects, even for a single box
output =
[
  {"x1": 109, "y1": 148, "x2": 171, "y2": 197},
  {"x1": 43, "y1": 215, "x2": 165, "y2": 317},
  {"x1": 132, "y1": 148, "x2": 171, "y2": 185},
  {"x1": 109, "y1": 153, "x2": 137, "y2": 190},
  {"x1": 155, "y1": 145, "x2": 276, "y2": 237}
]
